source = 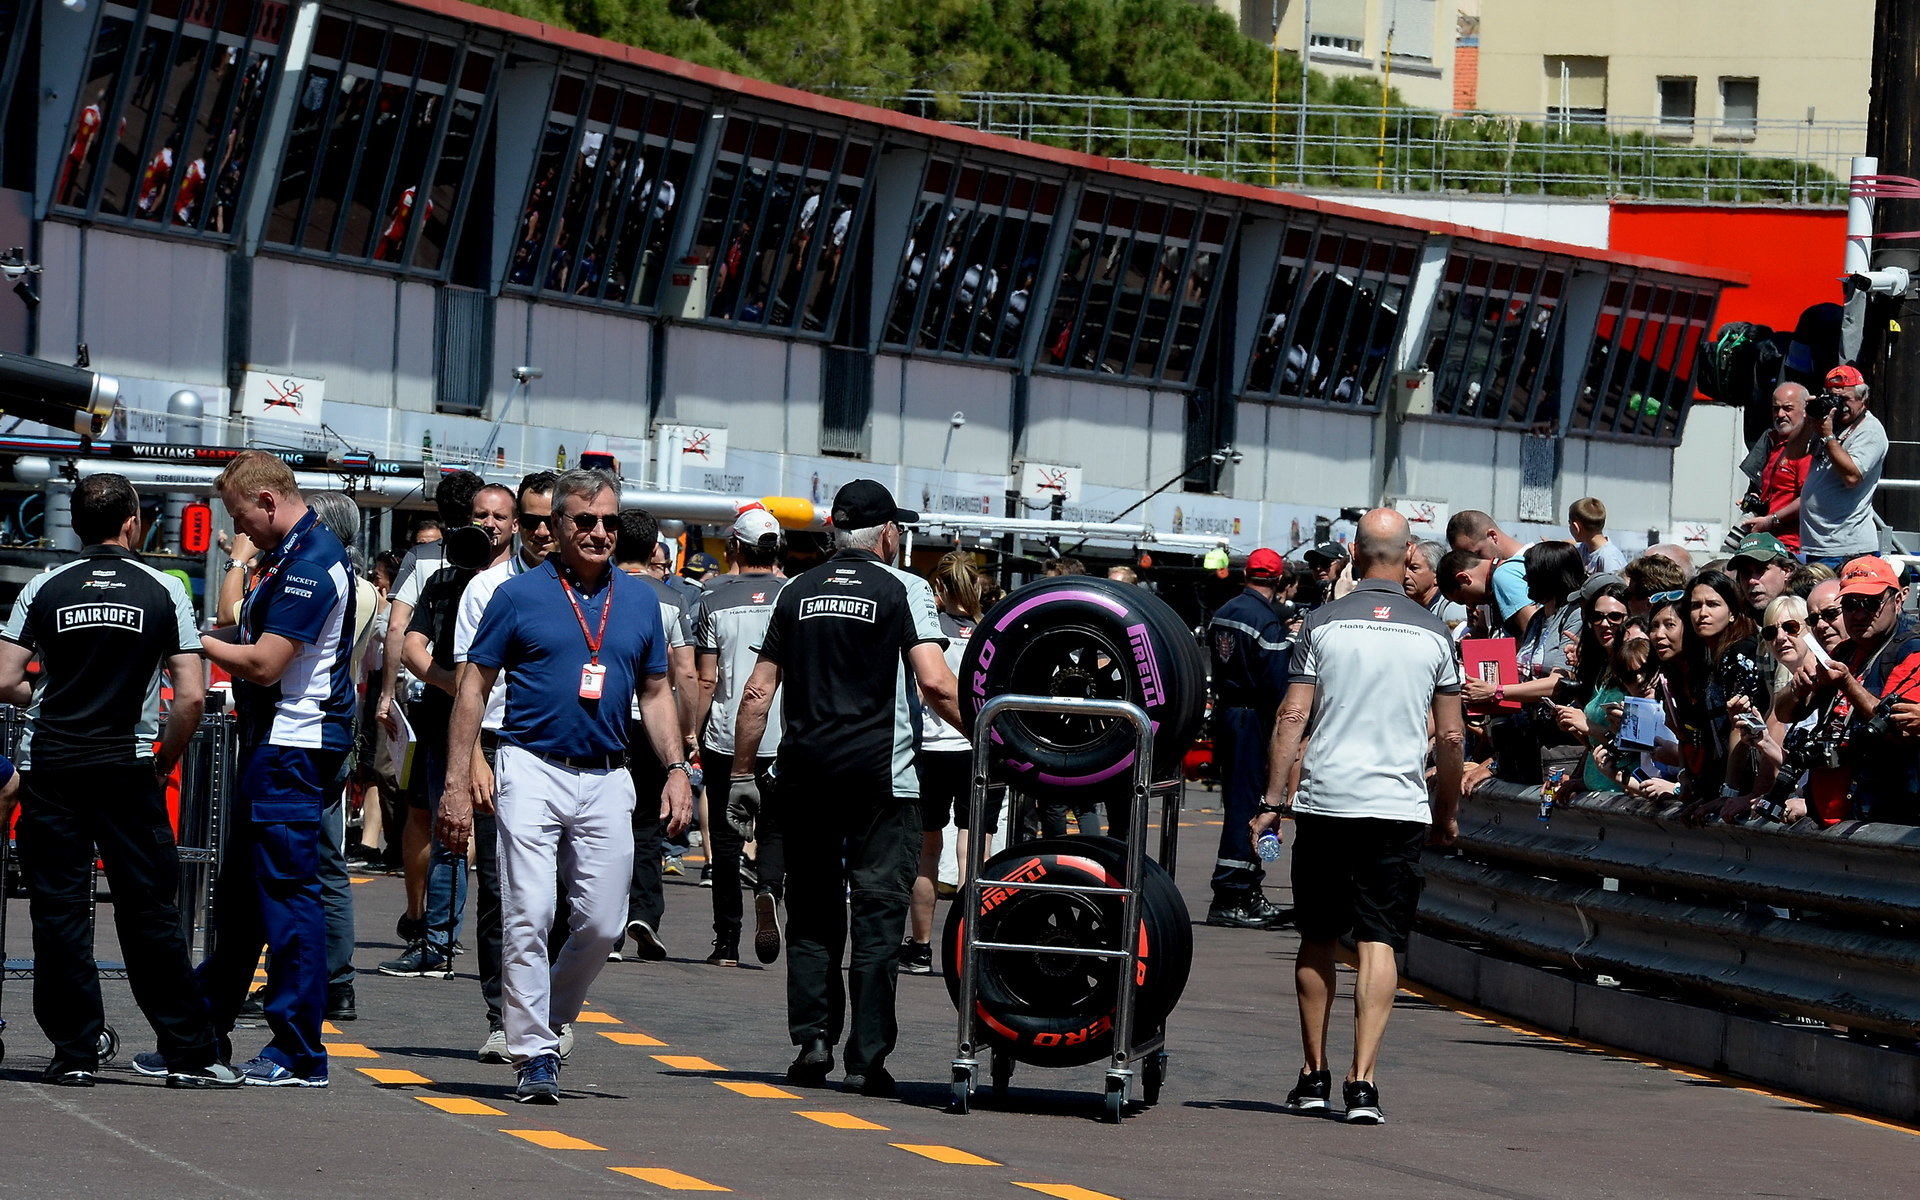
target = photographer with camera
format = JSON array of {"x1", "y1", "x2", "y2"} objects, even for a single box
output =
[
  {"x1": 1800, "y1": 366, "x2": 1888, "y2": 572},
  {"x1": 1735, "y1": 383, "x2": 1813, "y2": 553},
  {"x1": 1777, "y1": 558, "x2": 1920, "y2": 825}
]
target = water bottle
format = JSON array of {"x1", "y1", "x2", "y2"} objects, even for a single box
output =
[
  {"x1": 1540, "y1": 766, "x2": 1568, "y2": 822},
  {"x1": 1255, "y1": 830, "x2": 1283, "y2": 861}
]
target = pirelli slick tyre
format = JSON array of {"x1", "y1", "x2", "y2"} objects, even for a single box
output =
[
  {"x1": 944, "y1": 837, "x2": 1192, "y2": 1069},
  {"x1": 960, "y1": 576, "x2": 1206, "y2": 796}
]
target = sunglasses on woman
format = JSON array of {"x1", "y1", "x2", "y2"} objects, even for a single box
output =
[
  {"x1": 1761, "y1": 619, "x2": 1805, "y2": 640},
  {"x1": 1646, "y1": 589, "x2": 1685, "y2": 606},
  {"x1": 1591, "y1": 611, "x2": 1628, "y2": 625}
]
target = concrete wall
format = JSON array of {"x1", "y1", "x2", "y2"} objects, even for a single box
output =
[{"x1": 1324, "y1": 192, "x2": 1611, "y2": 249}]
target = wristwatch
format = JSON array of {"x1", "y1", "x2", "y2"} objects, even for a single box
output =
[
  {"x1": 1256, "y1": 801, "x2": 1290, "y2": 816},
  {"x1": 223, "y1": 559, "x2": 250, "y2": 572},
  {"x1": 666, "y1": 761, "x2": 693, "y2": 776}
]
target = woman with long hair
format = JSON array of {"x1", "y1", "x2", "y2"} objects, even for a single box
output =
[
  {"x1": 1688, "y1": 568, "x2": 1768, "y2": 805},
  {"x1": 1551, "y1": 580, "x2": 1631, "y2": 774},
  {"x1": 903, "y1": 551, "x2": 991, "y2": 976},
  {"x1": 1626, "y1": 590, "x2": 1705, "y2": 805}
]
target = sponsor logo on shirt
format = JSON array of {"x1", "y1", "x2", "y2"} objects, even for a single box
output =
[
  {"x1": 798, "y1": 595, "x2": 877, "y2": 623},
  {"x1": 1374, "y1": 606, "x2": 1392, "y2": 620},
  {"x1": 56, "y1": 602, "x2": 144, "y2": 633},
  {"x1": 81, "y1": 579, "x2": 126, "y2": 589}
]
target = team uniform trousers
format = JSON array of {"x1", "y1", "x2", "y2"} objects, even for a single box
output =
[
  {"x1": 782, "y1": 781, "x2": 919, "y2": 1075},
  {"x1": 702, "y1": 749, "x2": 778, "y2": 936},
  {"x1": 320, "y1": 758, "x2": 355, "y2": 990},
  {"x1": 198, "y1": 743, "x2": 342, "y2": 1078},
  {"x1": 495, "y1": 744, "x2": 635, "y2": 1063},
  {"x1": 1210, "y1": 705, "x2": 1271, "y2": 900},
  {"x1": 17, "y1": 765, "x2": 218, "y2": 1070}
]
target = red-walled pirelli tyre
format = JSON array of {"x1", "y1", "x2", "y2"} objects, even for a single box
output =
[
  {"x1": 944, "y1": 837, "x2": 1192, "y2": 1069},
  {"x1": 959, "y1": 576, "x2": 1206, "y2": 797}
]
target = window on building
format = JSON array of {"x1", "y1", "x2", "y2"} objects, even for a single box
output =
[
  {"x1": 1543, "y1": 55, "x2": 1607, "y2": 124},
  {"x1": 53, "y1": 0, "x2": 287, "y2": 238},
  {"x1": 503, "y1": 78, "x2": 703, "y2": 310},
  {"x1": 1382, "y1": 0, "x2": 1437, "y2": 63},
  {"x1": 1308, "y1": 0, "x2": 1366, "y2": 55},
  {"x1": 1720, "y1": 77, "x2": 1758, "y2": 137},
  {"x1": 1242, "y1": 221, "x2": 1418, "y2": 409},
  {"x1": 1039, "y1": 191, "x2": 1230, "y2": 382},
  {"x1": 1658, "y1": 77, "x2": 1697, "y2": 129},
  {"x1": 434, "y1": 286, "x2": 493, "y2": 415},
  {"x1": 1417, "y1": 248, "x2": 1568, "y2": 427},
  {"x1": 882, "y1": 159, "x2": 1061, "y2": 364},
  {"x1": 263, "y1": 11, "x2": 496, "y2": 273},
  {"x1": 1571, "y1": 274, "x2": 1716, "y2": 443}
]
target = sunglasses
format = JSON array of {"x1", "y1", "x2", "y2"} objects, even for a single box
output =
[
  {"x1": 1810, "y1": 606, "x2": 1844, "y2": 624},
  {"x1": 1841, "y1": 591, "x2": 1891, "y2": 613},
  {"x1": 1646, "y1": 589, "x2": 1685, "y2": 605},
  {"x1": 516, "y1": 513, "x2": 551, "y2": 530},
  {"x1": 1591, "y1": 611, "x2": 1628, "y2": 625},
  {"x1": 1761, "y1": 619, "x2": 1805, "y2": 640},
  {"x1": 563, "y1": 511, "x2": 617, "y2": 533}
]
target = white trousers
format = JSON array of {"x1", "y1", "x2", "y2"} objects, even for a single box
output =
[{"x1": 494, "y1": 745, "x2": 636, "y2": 1063}]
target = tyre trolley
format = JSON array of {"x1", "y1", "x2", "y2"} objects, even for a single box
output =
[
  {"x1": 0, "y1": 706, "x2": 236, "y2": 1066},
  {"x1": 948, "y1": 694, "x2": 1187, "y2": 1123}
]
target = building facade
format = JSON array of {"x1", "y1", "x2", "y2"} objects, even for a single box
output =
[
  {"x1": 0, "y1": 0, "x2": 1742, "y2": 566},
  {"x1": 1203, "y1": 0, "x2": 1457, "y2": 112}
]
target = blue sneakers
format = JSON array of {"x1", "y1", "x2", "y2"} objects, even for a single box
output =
[
  {"x1": 240, "y1": 1055, "x2": 328, "y2": 1088},
  {"x1": 514, "y1": 1052, "x2": 561, "y2": 1104}
]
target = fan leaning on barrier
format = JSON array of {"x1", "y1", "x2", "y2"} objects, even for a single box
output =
[{"x1": 946, "y1": 576, "x2": 1203, "y2": 1119}]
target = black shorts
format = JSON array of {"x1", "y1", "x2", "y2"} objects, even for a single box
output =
[
  {"x1": 1289, "y1": 812, "x2": 1427, "y2": 951},
  {"x1": 915, "y1": 751, "x2": 1001, "y2": 833}
]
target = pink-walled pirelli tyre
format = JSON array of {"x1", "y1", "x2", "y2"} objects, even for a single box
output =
[
  {"x1": 959, "y1": 576, "x2": 1205, "y2": 797},
  {"x1": 944, "y1": 837, "x2": 1192, "y2": 1069}
]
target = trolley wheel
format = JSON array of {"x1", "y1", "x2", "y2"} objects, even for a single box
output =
[
  {"x1": 949, "y1": 1065, "x2": 973, "y2": 1114},
  {"x1": 1103, "y1": 1073, "x2": 1129, "y2": 1123},
  {"x1": 990, "y1": 1048, "x2": 1014, "y2": 1101},
  {"x1": 97, "y1": 1025, "x2": 120, "y2": 1064},
  {"x1": 1142, "y1": 1051, "x2": 1166, "y2": 1106}
]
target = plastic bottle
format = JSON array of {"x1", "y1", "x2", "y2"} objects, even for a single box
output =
[{"x1": 1255, "y1": 830, "x2": 1283, "y2": 861}]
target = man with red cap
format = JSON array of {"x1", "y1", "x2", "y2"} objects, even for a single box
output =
[
  {"x1": 1790, "y1": 555, "x2": 1920, "y2": 824},
  {"x1": 1801, "y1": 364, "x2": 1887, "y2": 571},
  {"x1": 1202, "y1": 548, "x2": 1294, "y2": 928}
]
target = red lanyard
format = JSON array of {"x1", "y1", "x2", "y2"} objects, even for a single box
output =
[{"x1": 558, "y1": 568, "x2": 614, "y2": 665}]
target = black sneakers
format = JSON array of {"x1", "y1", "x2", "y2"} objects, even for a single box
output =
[
  {"x1": 1342, "y1": 1078, "x2": 1384, "y2": 1124},
  {"x1": 753, "y1": 892, "x2": 782, "y2": 964},
  {"x1": 40, "y1": 1062, "x2": 95, "y2": 1087},
  {"x1": 706, "y1": 934, "x2": 740, "y2": 967},
  {"x1": 1205, "y1": 900, "x2": 1271, "y2": 929},
  {"x1": 1282, "y1": 1068, "x2": 1332, "y2": 1111},
  {"x1": 626, "y1": 919, "x2": 668, "y2": 961},
  {"x1": 786, "y1": 1036, "x2": 834, "y2": 1086},
  {"x1": 899, "y1": 940, "x2": 934, "y2": 975}
]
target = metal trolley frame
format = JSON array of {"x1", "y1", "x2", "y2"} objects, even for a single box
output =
[
  {"x1": 0, "y1": 707, "x2": 238, "y2": 1064},
  {"x1": 949, "y1": 694, "x2": 1184, "y2": 1123}
]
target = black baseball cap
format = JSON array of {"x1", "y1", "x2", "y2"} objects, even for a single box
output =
[
  {"x1": 1303, "y1": 541, "x2": 1348, "y2": 567},
  {"x1": 830, "y1": 479, "x2": 918, "y2": 531}
]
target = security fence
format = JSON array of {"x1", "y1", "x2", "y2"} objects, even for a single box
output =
[{"x1": 860, "y1": 91, "x2": 1863, "y2": 205}]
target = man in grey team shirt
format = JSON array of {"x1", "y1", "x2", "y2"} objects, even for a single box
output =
[
  {"x1": 1252, "y1": 508, "x2": 1463, "y2": 1126},
  {"x1": 692, "y1": 508, "x2": 788, "y2": 966}
]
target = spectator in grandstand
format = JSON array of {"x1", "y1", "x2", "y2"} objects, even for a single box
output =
[
  {"x1": 1253, "y1": 508, "x2": 1461, "y2": 1125},
  {"x1": 1729, "y1": 533, "x2": 1796, "y2": 621},
  {"x1": 1645, "y1": 544, "x2": 1696, "y2": 573},
  {"x1": 1800, "y1": 365, "x2": 1888, "y2": 571},
  {"x1": 1719, "y1": 594, "x2": 1817, "y2": 824},
  {"x1": 1625, "y1": 591, "x2": 1706, "y2": 807},
  {"x1": 1621, "y1": 552, "x2": 1688, "y2": 617},
  {"x1": 1787, "y1": 561, "x2": 1833, "y2": 598},
  {"x1": 1445, "y1": 510, "x2": 1536, "y2": 635},
  {"x1": 1685, "y1": 570, "x2": 1767, "y2": 809},
  {"x1": 906, "y1": 551, "x2": 987, "y2": 971},
  {"x1": 1804, "y1": 577, "x2": 1846, "y2": 655},
  {"x1": 441, "y1": 469, "x2": 692, "y2": 1104},
  {"x1": 1567, "y1": 498, "x2": 1627, "y2": 576},
  {"x1": 1814, "y1": 558, "x2": 1920, "y2": 824},
  {"x1": 1555, "y1": 602, "x2": 1649, "y2": 794},
  {"x1": 1736, "y1": 383, "x2": 1813, "y2": 553}
]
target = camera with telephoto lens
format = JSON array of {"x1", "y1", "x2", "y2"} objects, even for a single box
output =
[
  {"x1": 442, "y1": 523, "x2": 494, "y2": 570},
  {"x1": 1805, "y1": 390, "x2": 1838, "y2": 426},
  {"x1": 1856, "y1": 694, "x2": 1909, "y2": 747},
  {"x1": 1738, "y1": 488, "x2": 1768, "y2": 517}
]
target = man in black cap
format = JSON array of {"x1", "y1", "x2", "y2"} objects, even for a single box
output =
[
  {"x1": 731, "y1": 479, "x2": 963, "y2": 1097},
  {"x1": 1303, "y1": 542, "x2": 1349, "y2": 606}
]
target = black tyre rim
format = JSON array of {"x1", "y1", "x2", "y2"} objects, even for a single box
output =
[
  {"x1": 980, "y1": 891, "x2": 1121, "y2": 1013},
  {"x1": 998, "y1": 623, "x2": 1135, "y2": 753}
]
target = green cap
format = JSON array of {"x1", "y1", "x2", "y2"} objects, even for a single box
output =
[
  {"x1": 1730, "y1": 531, "x2": 1793, "y2": 566},
  {"x1": 1202, "y1": 547, "x2": 1230, "y2": 571}
]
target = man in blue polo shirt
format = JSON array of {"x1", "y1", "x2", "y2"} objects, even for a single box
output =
[
  {"x1": 440, "y1": 468, "x2": 693, "y2": 1105},
  {"x1": 199, "y1": 451, "x2": 357, "y2": 1088}
]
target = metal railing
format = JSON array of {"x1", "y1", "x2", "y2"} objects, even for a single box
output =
[
  {"x1": 858, "y1": 90, "x2": 1863, "y2": 204},
  {"x1": 1420, "y1": 782, "x2": 1920, "y2": 1041}
]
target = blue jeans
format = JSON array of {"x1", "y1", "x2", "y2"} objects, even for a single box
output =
[
  {"x1": 1210, "y1": 705, "x2": 1269, "y2": 902},
  {"x1": 423, "y1": 739, "x2": 468, "y2": 954},
  {"x1": 1808, "y1": 551, "x2": 1879, "y2": 573}
]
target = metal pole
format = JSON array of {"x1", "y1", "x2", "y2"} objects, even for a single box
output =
[{"x1": 1297, "y1": 0, "x2": 1313, "y2": 183}]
